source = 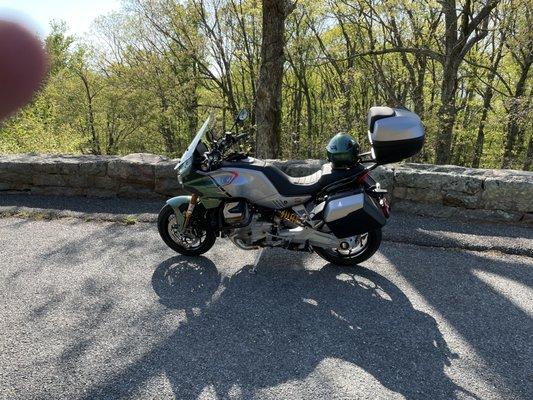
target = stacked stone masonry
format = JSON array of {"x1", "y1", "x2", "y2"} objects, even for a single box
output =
[{"x1": 1, "y1": 153, "x2": 531, "y2": 223}]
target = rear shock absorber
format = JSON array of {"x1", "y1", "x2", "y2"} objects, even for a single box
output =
[{"x1": 277, "y1": 209, "x2": 302, "y2": 225}]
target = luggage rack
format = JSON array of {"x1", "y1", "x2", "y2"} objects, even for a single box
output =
[
  {"x1": 358, "y1": 151, "x2": 377, "y2": 164},
  {"x1": 316, "y1": 162, "x2": 378, "y2": 200}
]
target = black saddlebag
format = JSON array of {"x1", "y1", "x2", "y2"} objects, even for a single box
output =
[{"x1": 321, "y1": 189, "x2": 386, "y2": 238}]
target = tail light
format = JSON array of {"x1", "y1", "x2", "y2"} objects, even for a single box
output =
[{"x1": 380, "y1": 198, "x2": 390, "y2": 218}]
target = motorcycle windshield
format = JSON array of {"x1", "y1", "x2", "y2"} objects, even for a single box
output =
[{"x1": 175, "y1": 114, "x2": 213, "y2": 175}]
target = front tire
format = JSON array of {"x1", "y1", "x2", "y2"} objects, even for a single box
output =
[
  {"x1": 158, "y1": 204, "x2": 216, "y2": 256},
  {"x1": 314, "y1": 229, "x2": 382, "y2": 267}
]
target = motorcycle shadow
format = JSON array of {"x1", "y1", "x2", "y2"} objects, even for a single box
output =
[{"x1": 92, "y1": 252, "x2": 465, "y2": 399}]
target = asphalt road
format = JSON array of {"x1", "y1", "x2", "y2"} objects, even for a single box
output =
[
  {"x1": 1, "y1": 193, "x2": 532, "y2": 255},
  {"x1": 0, "y1": 212, "x2": 532, "y2": 399}
]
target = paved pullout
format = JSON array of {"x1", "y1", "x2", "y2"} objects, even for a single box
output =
[{"x1": 0, "y1": 216, "x2": 531, "y2": 400}]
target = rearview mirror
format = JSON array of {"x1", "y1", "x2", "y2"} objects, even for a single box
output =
[{"x1": 235, "y1": 108, "x2": 249, "y2": 125}]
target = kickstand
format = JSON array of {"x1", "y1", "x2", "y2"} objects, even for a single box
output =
[{"x1": 250, "y1": 248, "x2": 265, "y2": 274}]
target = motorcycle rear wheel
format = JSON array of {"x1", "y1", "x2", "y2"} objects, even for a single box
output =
[
  {"x1": 158, "y1": 204, "x2": 216, "y2": 256},
  {"x1": 314, "y1": 229, "x2": 382, "y2": 267}
]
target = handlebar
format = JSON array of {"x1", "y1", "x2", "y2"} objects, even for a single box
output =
[
  {"x1": 201, "y1": 131, "x2": 250, "y2": 171},
  {"x1": 221, "y1": 131, "x2": 249, "y2": 149}
]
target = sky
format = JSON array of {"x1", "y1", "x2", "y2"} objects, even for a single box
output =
[{"x1": 0, "y1": 0, "x2": 121, "y2": 37}]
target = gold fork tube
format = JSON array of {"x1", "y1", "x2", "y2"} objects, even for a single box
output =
[{"x1": 182, "y1": 194, "x2": 199, "y2": 230}]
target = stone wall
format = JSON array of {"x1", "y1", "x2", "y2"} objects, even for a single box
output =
[
  {"x1": 0, "y1": 153, "x2": 180, "y2": 199},
  {"x1": 1, "y1": 153, "x2": 532, "y2": 223}
]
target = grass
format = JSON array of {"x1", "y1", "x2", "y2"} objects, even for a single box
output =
[
  {"x1": 0, "y1": 208, "x2": 153, "y2": 225},
  {"x1": 122, "y1": 215, "x2": 138, "y2": 225}
]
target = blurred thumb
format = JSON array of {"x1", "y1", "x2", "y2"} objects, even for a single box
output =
[{"x1": 0, "y1": 20, "x2": 48, "y2": 121}]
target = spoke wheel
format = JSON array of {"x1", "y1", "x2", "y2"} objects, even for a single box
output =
[
  {"x1": 158, "y1": 204, "x2": 216, "y2": 256},
  {"x1": 167, "y1": 214, "x2": 207, "y2": 251}
]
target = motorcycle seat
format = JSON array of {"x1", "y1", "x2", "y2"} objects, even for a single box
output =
[{"x1": 224, "y1": 160, "x2": 364, "y2": 197}]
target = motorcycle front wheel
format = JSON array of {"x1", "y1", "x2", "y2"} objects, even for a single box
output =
[
  {"x1": 314, "y1": 229, "x2": 382, "y2": 267},
  {"x1": 158, "y1": 204, "x2": 216, "y2": 256}
]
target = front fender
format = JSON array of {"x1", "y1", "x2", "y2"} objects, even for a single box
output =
[{"x1": 166, "y1": 195, "x2": 192, "y2": 231}]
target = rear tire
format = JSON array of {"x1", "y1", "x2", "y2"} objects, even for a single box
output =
[
  {"x1": 158, "y1": 204, "x2": 216, "y2": 256},
  {"x1": 314, "y1": 229, "x2": 382, "y2": 267}
]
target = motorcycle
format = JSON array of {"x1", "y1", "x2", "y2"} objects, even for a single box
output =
[{"x1": 158, "y1": 107, "x2": 424, "y2": 268}]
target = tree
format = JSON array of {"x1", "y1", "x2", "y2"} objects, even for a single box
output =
[
  {"x1": 500, "y1": 1, "x2": 532, "y2": 168},
  {"x1": 431, "y1": 0, "x2": 501, "y2": 164},
  {"x1": 471, "y1": 26, "x2": 505, "y2": 168},
  {"x1": 2, "y1": 0, "x2": 532, "y2": 170},
  {"x1": 255, "y1": 0, "x2": 296, "y2": 158}
]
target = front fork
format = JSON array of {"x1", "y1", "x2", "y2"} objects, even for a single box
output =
[{"x1": 182, "y1": 194, "x2": 199, "y2": 231}]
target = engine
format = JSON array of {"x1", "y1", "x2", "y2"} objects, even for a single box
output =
[
  {"x1": 230, "y1": 214, "x2": 275, "y2": 249},
  {"x1": 222, "y1": 200, "x2": 311, "y2": 250},
  {"x1": 222, "y1": 201, "x2": 250, "y2": 225},
  {"x1": 221, "y1": 200, "x2": 269, "y2": 249}
]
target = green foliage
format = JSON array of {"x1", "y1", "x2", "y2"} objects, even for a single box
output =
[{"x1": 0, "y1": 0, "x2": 531, "y2": 170}]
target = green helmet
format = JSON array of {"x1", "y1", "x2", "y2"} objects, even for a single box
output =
[{"x1": 326, "y1": 132, "x2": 360, "y2": 168}]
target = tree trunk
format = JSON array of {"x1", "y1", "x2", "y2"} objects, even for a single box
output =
[
  {"x1": 158, "y1": 93, "x2": 178, "y2": 155},
  {"x1": 502, "y1": 59, "x2": 531, "y2": 168},
  {"x1": 434, "y1": 0, "x2": 499, "y2": 165},
  {"x1": 412, "y1": 56, "x2": 427, "y2": 117},
  {"x1": 186, "y1": 87, "x2": 198, "y2": 140},
  {"x1": 435, "y1": 62, "x2": 458, "y2": 164},
  {"x1": 523, "y1": 133, "x2": 533, "y2": 171},
  {"x1": 472, "y1": 101, "x2": 490, "y2": 168},
  {"x1": 186, "y1": 63, "x2": 199, "y2": 139},
  {"x1": 291, "y1": 82, "x2": 302, "y2": 157},
  {"x1": 472, "y1": 35, "x2": 504, "y2": 168},
  {"x1": 79, "y1": 74, "x2": 100, "y2": 155},
  {"x1": 255, "y1": 0, "x2": 293, "y2": 158}
]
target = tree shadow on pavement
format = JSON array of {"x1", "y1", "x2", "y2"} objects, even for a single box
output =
[
  {"x1": 382, "y1": 244, "x2": 533, "y2": 400},
  {"x1": 81, "y1": 252, "x2": 467, "y2": 400}
]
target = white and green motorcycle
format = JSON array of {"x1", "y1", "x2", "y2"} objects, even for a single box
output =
[{"x1": 158, "y1": 107, "x2": 424, "y2": 266}]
